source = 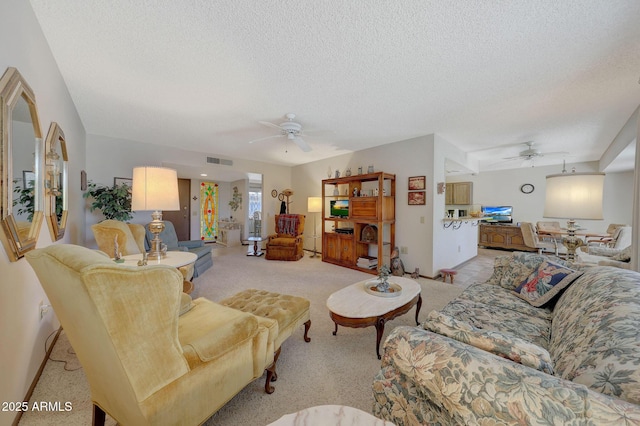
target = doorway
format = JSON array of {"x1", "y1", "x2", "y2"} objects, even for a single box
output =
[{"x1": 162, "y1": 178, "x2": 191, "y2": 241}]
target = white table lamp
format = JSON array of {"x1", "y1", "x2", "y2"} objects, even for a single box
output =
[
  {"x1": 308, "y1": 197, "x2": 322, "y2": 258},
  {"x1": 544, "y1": 170, "x2": 604, "y2": 261},
  {"x1": 132, "y1": 166, "x2": 180, "y2": 259}
]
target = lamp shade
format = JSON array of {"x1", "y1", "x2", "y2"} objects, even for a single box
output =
[
  {"x1": 307, "y1": 197, "x2": 322, "y2": 213},
  {"x1": 543, "y1": 172, "x2": 604, "y2": 220},
  {"x1": 131, "y1": 166, "x2": 180, "y2": 211}
]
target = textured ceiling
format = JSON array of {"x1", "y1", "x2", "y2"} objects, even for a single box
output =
[{"x1": 29, "y1": 0, "x2": 640, "y2": 171}]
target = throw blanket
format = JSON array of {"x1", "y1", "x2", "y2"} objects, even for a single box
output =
[{"x1": 277, "y1": 215, "x2": 300, "y2": 236}]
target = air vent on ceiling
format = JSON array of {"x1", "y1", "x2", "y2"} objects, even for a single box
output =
[{"x1": 206, "y1": 157, "x2": 233, "y2": 166}]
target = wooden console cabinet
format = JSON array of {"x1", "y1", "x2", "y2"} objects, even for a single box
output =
[
  {"x1": 322, "y1": 172, "x2": 395, "y2": 273},
  {"x1": 478, "y1": 224, "x2": 536, "y2": 251}
]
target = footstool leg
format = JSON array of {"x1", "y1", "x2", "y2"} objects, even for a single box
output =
[{"x1": 303, "y1": 320, "x2": 311, "y2": 342}]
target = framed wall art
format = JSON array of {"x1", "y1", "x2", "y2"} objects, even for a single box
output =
[
  {"x1": 114, "y1": 177, "x2": 133, "y2": 188},
  {"x1": 408, "y1": 191, "x2": 425, "y2": 205},
  {"x1": 408, "y1": 176, "x2": 425, "y2": 191}
]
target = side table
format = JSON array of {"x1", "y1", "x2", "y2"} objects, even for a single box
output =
[{"x1": 247, "y1": 237, "x2": 264, "y2": 257}]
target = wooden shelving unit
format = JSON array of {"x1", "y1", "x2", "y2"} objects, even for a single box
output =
[{"x1": 321, "y1": 172, "x2": 395, "y2": 274}]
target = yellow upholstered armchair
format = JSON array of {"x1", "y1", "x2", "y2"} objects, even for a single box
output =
[
  {"x1": 91, "y1": 219, "x2": 146, "y2": 258},
  {"x1": 26, "y1": 244, "x2": 277, "y2": 426},
  {"x1": 265, "y1": 214, "x2": 306, "y2": 261}
]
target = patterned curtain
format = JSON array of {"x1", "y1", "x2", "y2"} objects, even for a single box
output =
[{"x1": 200, "y1": 182, "x2": 219, "y2": 241}]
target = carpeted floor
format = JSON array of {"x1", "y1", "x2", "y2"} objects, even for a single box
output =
[{"x1": 19, "y1": 245, "x2": 499, "y2": 426}]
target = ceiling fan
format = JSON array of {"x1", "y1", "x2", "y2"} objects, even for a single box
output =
[
  {"x1": 249, "y1": 113, "x2": 312, "y2": 152},
  {"x1": 502, "y1": 141, "x2": 568, "y2": 162}
]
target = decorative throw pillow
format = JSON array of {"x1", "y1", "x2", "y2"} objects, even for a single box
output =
[
  {"x1": 513, "y1": 261, "x2": 583, "y2": 307},
  {"x1": 423, "y1": 311, "x2": 554, "y2": 375}
]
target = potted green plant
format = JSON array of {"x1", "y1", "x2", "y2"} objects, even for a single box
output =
[
  {"x1": 83, "y1": 181, "x2": 133, "y2": 221},
  {"x1": 12, "y1": 179, "x2": 36, "y2": 221}
]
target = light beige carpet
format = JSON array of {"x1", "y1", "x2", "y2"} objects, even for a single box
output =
[{"x1": 19, "y1": 245, "x2": 480, "y2": 426}]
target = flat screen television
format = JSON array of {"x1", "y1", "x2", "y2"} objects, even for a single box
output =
[
  {"x1": 481, "y1": 206, "x2": 513, "y2": 223},
  {"x1": 330, "y1": 199, "x2": 349, "y2": 217}
]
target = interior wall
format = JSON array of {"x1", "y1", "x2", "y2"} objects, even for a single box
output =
[
  {"x1": 85, "y1": 134, "x2": 291, "y2": 245},
  {"x1": 293, "y1": 135, "x2": 471, "y2": 278},
  {"x1": 447, "y1": 162, "x2": 634, "y2": 233},
  {"x1": 0, "y1": 1, "x2": 87, "y2": 423}
]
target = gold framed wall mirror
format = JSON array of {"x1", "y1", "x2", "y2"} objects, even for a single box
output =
[
  {"x1": 44, "y1": 122, "x2": 68, "y2": 241},
  {"x1": 0, "y1": 67, "x2": 44, "y2": 261}
]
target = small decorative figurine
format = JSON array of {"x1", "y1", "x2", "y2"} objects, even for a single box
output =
[
  {"x1": 113, "y1": 236, "x2": 124, "y2": 262},
  {"x1": 353, "y1": 187, "x2": 359, "y2": 197},
  {"x1": 368, "y1": 165, "x2": 374, "y2": 173},
  {"x1": 335, "y1": 169, "x2": 340, "y2": 178},
  {"x1": 137, "y1": 253, "x2": 148, "y2": 266},
  {"x1": 345, "y1": 167, "x2": 352, "y2": 177},
  {"x1": 358, "y1": 166, "x2": 363, "y2": 175},
  {"x1": 411, "y1": 268, "x2": 420, "y2": 279},
  {"x1": 376, "y1": 265, "x2": 391, "y2": 293}
]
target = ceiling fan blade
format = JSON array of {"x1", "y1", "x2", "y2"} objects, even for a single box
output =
[
  {"x1": 540, "y1": 151, "x2": 570, "y2": 157},
  {"x1": 258, "y1": 121, "x2": 283, "y2": 131},
  {"x1": 293, "y1": 136, "x2": 312, "y2": 152},
  {"x1": 249, "y1": 134, "x2": 282, "y2": 144}
]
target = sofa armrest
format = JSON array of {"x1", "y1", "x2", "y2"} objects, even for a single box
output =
[
  {"x1": 178, "y1": 240, "x2": 205, "y2": 249},
  {"x1": 373, "y1": 326, "x2": 640, "y2": 425}
]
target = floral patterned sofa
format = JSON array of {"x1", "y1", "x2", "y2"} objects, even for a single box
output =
[{"x1": 373, "y1": 252, "x2": 640, "y2": 425}]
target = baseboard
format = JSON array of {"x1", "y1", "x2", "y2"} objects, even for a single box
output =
[{"x1": 12, "y1": 327, "x2": 62, "y2": 426}]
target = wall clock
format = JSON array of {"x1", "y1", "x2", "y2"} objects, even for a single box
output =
[
  {"x1": 271, "y1": 189, "x2": 278, "y2": 198},
  {"x1": 520, "y1": 183, "x2": 535, "y2": 194}
]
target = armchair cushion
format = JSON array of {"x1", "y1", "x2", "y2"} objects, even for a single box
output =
[
  {"x1": 179, "y1": 299, "x2": 263, "y2": 365},
  {"x1": 266, "y1": 237, "x2": 299, "y2": 247},
  {"x1": 276, "y1": 214, "x2": 302, "y2": 237}
]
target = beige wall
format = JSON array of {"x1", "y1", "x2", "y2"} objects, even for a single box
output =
[{"x1": 0, "y1": 1, "x2": 87, "y2": 423}]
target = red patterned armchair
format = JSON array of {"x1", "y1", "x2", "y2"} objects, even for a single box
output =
[{"x1": 265, "y1": 214, "x2": 306, "y2": 261}]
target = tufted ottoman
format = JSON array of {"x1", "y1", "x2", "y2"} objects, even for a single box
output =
[{"x1": 220, "y1": 289, "x2": 311, "y2": 393}]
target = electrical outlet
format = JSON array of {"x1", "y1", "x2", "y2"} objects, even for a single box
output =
[
  {"x1": 420, "y1": 216, "x2": 425, "y2": 224},
  {"x1": 400, "y1": 246, "x2": 408, "y2": 254}
]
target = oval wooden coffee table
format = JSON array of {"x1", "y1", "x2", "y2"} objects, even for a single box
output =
[{"x1": 326, "y1": 276, "x2": 422, "y2": 359}]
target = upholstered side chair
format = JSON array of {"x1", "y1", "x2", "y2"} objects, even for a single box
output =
[
  {"x1": 26, "y1": 244, "x2": 276, "y2": 426},
  {"x1": 521, "y1": 222, "x2": 559, "y2": 255},
  {"x1": 265, "y1": 214, "x2": 306, "y2": 261}
]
